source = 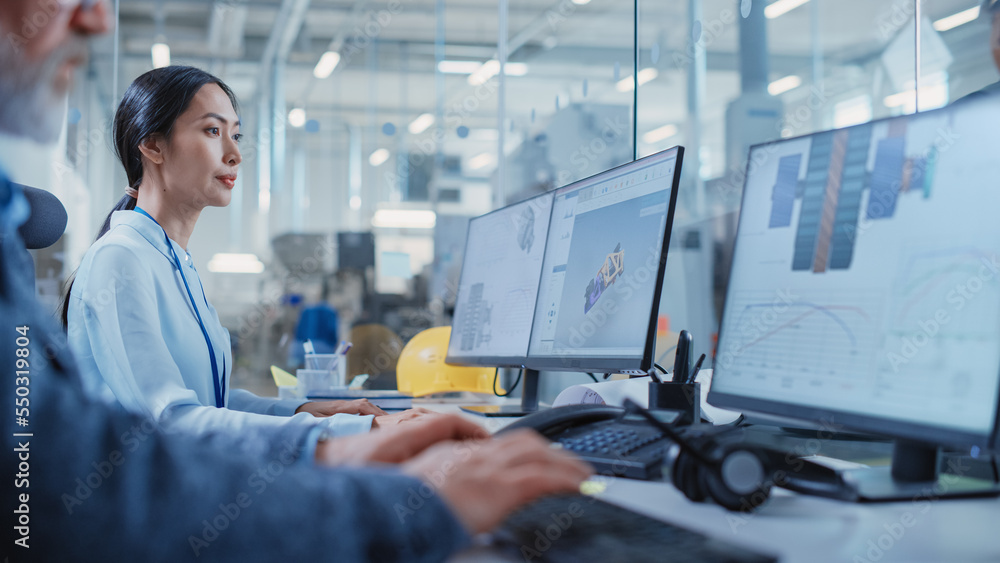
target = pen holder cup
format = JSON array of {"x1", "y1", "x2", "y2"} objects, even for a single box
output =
[
  {"x1": 648, "y1": 381, "x2": 701, "y2": 425},
  {"x1": 305, "y1": 353, "x2": 337, "y2": 370},
  {"x1": 297, "y1": 369, "x2": 334, "y2": 395},
  {"x1": 304, "y1": 354, "x2": 347, "y2": 388}
]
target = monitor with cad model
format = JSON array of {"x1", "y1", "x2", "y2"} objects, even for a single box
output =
[
  {"x1": 446, "y1": 192, "x2": 555, "y2": 367},
  {"x1": 710, "y1": 95, "x2": 1000, "y2": 498},
  {"x1": 526, "y1": 147, "x2": 683, "y2": 374}
]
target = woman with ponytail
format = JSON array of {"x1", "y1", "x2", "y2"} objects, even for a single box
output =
[{"x1": 64, "y1": 66, "x2": 426, "y2": 442}]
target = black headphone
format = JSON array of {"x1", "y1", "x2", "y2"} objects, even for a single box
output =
[
  {"x1": 668, "y1": 424, "x2": 780, "y2": 511},
  {"x1": 623, "y1": 399, "x2": 846, "y2": 511}
]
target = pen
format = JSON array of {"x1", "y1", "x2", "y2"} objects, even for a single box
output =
[
  {"x1": 648, "y1": 367, "x2": 662, "y2": 384},
  {"x1": 687, "y1": 353, "x2": 706, "y2": 384}
]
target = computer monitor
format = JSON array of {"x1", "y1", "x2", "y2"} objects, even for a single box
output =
[
  {"x1": 710, "y1": 95, "x2": 1000, "y2": 500},
  {"x1": 527, "y1": 146, "x2": 684, "y2": 374},
  {"x1": 446, "y1": 192, "x2": 555, "y2": 368},
  {"x1": 337, "y1": 232, "x2": 375, "y2": 270}
]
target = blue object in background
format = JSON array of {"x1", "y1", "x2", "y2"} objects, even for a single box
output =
[{"x1": 290, "y1": 302, "x2": 340, "y2": 367}]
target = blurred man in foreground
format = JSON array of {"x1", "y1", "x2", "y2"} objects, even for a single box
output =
[{"x1": 0, "y1": 1, "x2": 590, "y2": 560}]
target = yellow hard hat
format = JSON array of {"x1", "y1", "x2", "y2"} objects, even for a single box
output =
[{"x1": 396, "y1": 326, "x2": 502, "y2": 396}]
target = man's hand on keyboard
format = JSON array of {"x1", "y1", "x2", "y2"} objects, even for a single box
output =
[
  {"x1": 400, "y1": 429, "x2": 594, "y2": 534},
  {"x1": 314, "y1": 416, "x2": 593, "y2": 533}
]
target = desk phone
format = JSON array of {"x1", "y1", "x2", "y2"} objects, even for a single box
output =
[{"x1": 500, "y1": 404, "x2": 673, "y2": 480}]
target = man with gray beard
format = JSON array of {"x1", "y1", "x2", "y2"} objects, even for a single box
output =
[{"x1": 0, "y1": 1, "x2": 591, "y2": 561}]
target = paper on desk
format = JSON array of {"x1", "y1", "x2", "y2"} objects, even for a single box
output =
[
  {"x1": 551, "y1": 369, "x2": 743, "y2": 425},
  {"x1": 270, "y1": 365, "x2": 298, "y2": 387},
  {"x1": 552, "y1": 376, "x2": 651, "y2": 408},
  {"x1": 696, "y1": 369, "x2": 743, "y2": 425}
]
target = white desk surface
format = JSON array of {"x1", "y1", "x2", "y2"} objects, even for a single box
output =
[{"x1": 416, "y1": 398, "x2": 1000, "y2": 562}]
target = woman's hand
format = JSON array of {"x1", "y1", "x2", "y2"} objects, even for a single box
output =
[
  {"x1": 315, "y1": 413, "x2": 488, "y2": 466},
  {"x1": 370, "y1": 407, "x2": 438, "y2": 429},
  {"x1": 296, "y1": 399, "x2": 387, "y2": 417}
]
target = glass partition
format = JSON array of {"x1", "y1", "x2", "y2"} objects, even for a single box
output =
[{"x1": 50, "y1": 0, "x2": 998, "y2": 401}]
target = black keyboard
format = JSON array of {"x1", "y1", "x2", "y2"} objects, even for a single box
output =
[
  {"x1": 554, "y1": 418, "x2": 671, "y2": 480},
  {"x1": 494, "y1": 494, "x2": 778, "y2": 563}
]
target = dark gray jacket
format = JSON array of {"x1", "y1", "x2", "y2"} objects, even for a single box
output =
[{"x1": 0, "y1": 176, "x2": 469, "y2": 562}]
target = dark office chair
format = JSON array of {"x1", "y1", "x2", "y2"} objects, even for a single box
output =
[
  {"x1": 17, "y1": 183, "x2": 68, "y2": 250},
  {"x1": 7, "y1": 183, "x2": 68, "y2": 288}
]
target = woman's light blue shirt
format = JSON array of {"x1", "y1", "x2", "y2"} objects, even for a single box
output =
[{"x1": 67, "y1": 210, "x2": 372, "y2": 440}]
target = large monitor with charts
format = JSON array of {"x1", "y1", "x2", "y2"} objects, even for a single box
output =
[
  {"x1": 526, "y1": 147, "x2": 683, "y2": 374},
  {"x1": 710, "y1": 94, "x2": 1000, "y2": 499},
  {"x1": 446, "y1": 192, "x2": 555, "y2": 367}
]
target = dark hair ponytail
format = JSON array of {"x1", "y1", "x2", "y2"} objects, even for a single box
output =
[{"x1": 61, "y1": 65, "x2": 239, "y2": 327}]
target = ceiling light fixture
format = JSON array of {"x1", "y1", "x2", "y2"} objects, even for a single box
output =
[
  {"x1": 408, "y1": 113, "x2": 436, "y2": 135},
  {"x1": 371, "y1": 209, "x2": 437, "y2": 229},
  {"x1": 369, "y1": 148, "x2": 390, "y2": 166},
  {"x1": 615, "y1": 68, "x2": 659, "y2": 92},
  {"x1": 313, "y1": 51, "x2": 341, "y2": 79},
  {"x1": 768, "y1": 75, "x2": 802, "y2": 96},
  {"x1": 288, "y1": 108, "x2": 306, "y2": 128},
  {"x1": 765, "y1": 0, "x2": 810, "y2": 19},
  {"x1": 933, "y1": 6, "x2": 980, "y2": 32},
  {"x1": 642, "y1": 124, "x2": 679, "y2": 144},
  {"x1": 468, "y1": 152, "x2": 495, "y2": 169},
  {"x1": 207, "y1": 253, "x2": 265, "y2": 274},
  {"x1": 151, "y1": 42, "x2": 171, "y2": 68}
]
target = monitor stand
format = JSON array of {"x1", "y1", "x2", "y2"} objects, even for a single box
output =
[
  {"x1": 813, "y1": 440, "x2": 1000, "y2": 502},
  {"x1": 460, "y1": 369, "x2": 541, "y2": 417}
]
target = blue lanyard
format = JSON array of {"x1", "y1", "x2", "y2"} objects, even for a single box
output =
[{"x1": 135, "y1": 207, "x2": 226, "y2": 408}]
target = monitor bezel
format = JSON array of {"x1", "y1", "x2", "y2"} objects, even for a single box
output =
[
  {"x1": 707, "y1": 102, "x2": 1000, "y2": 449},
  {"x1": 444, "y1": 190, "x2": 556, "y2": 368},
  {"x1": 522, "y1": 146, "x2": 684, "y2": 374}
]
